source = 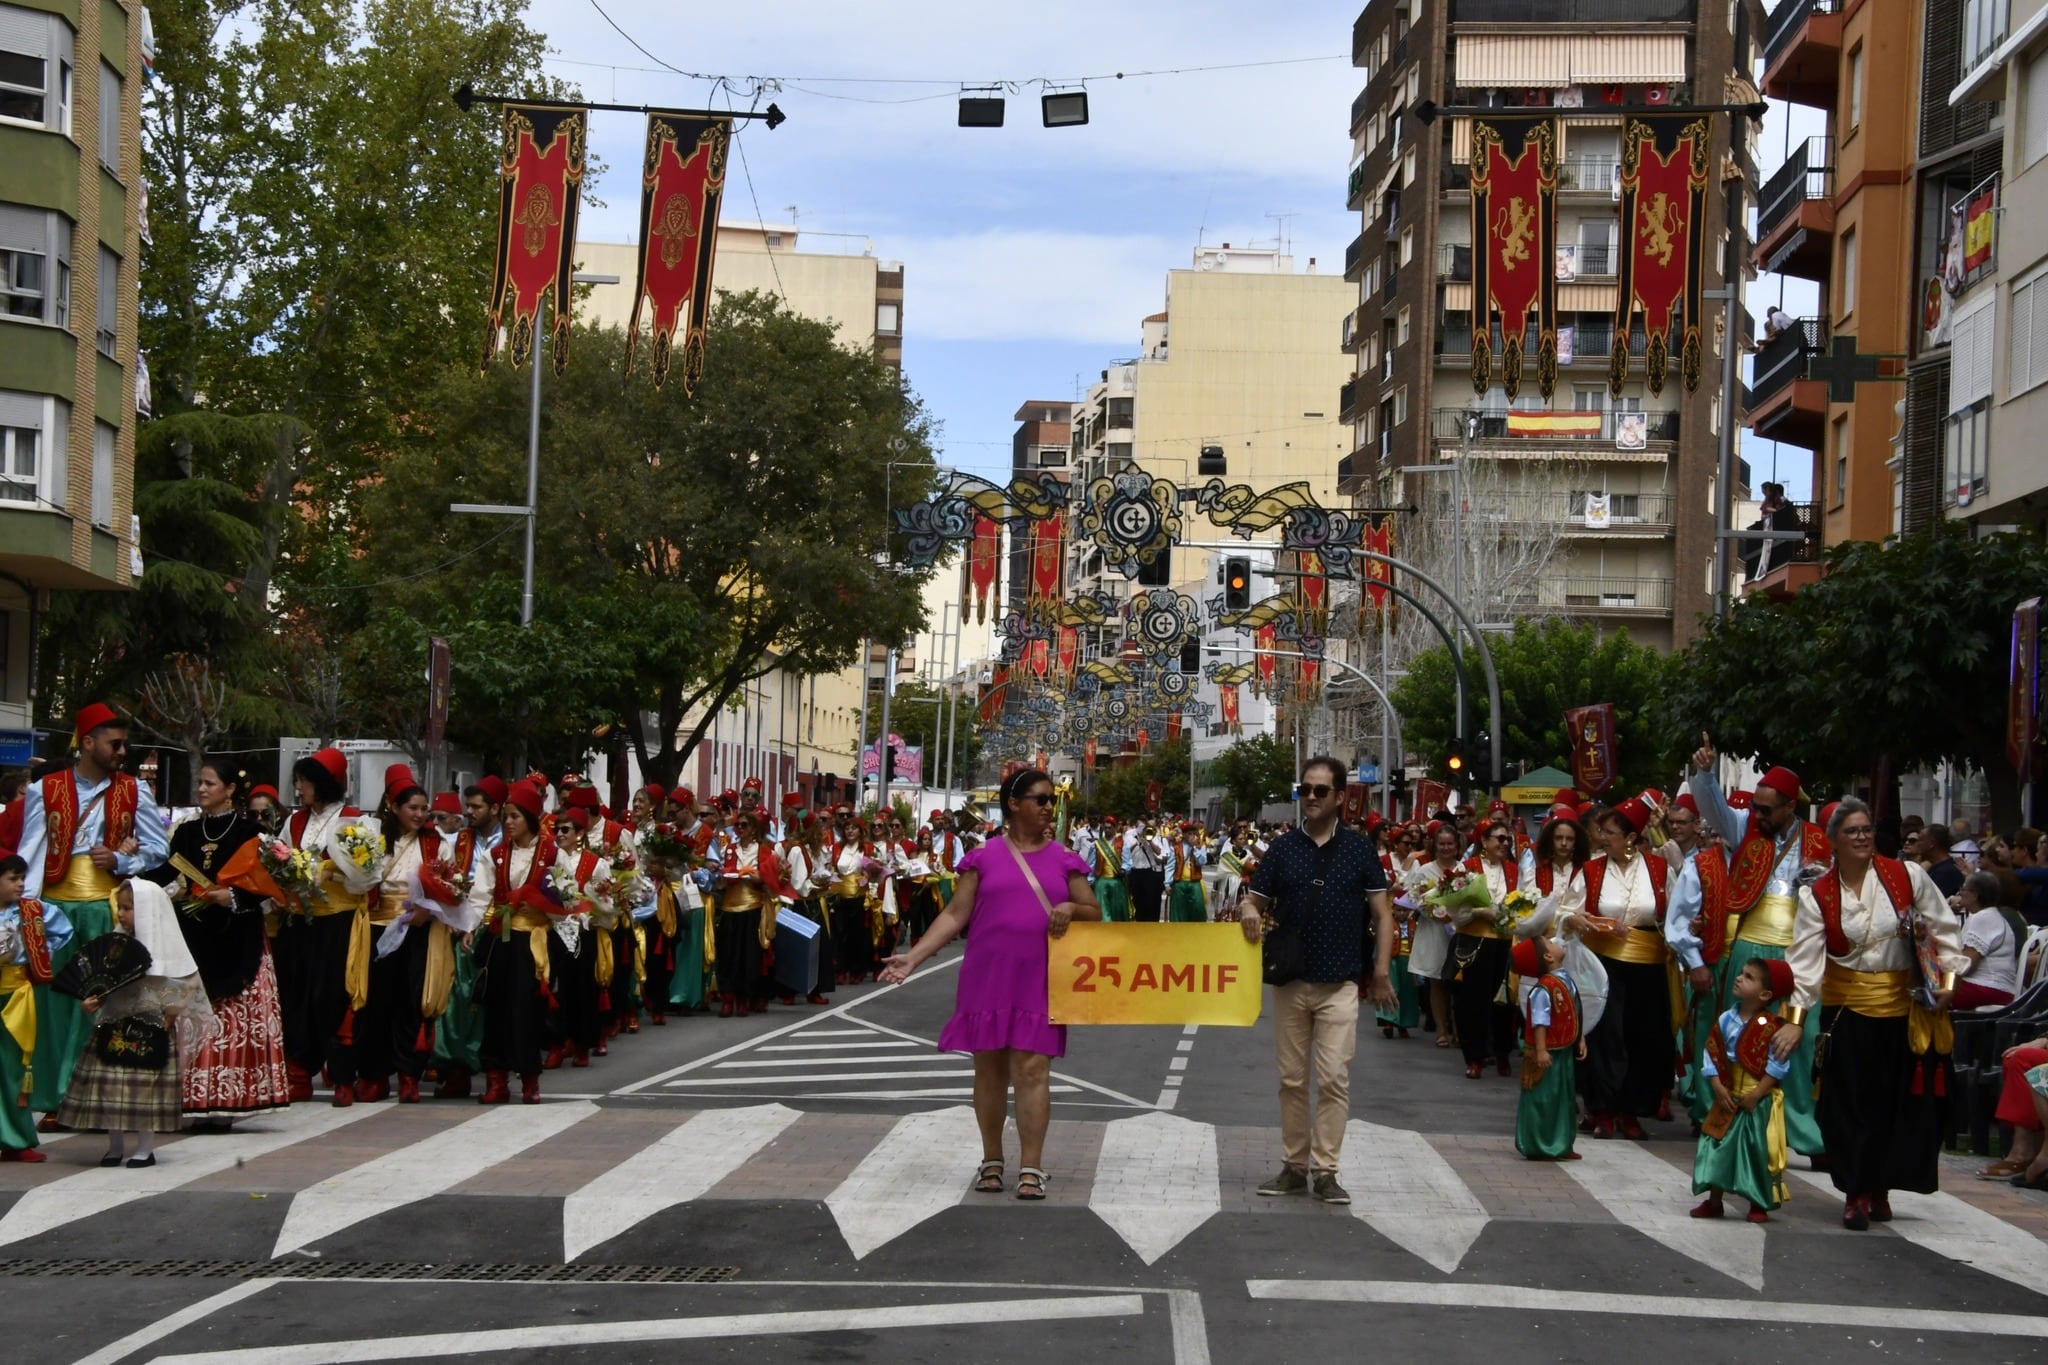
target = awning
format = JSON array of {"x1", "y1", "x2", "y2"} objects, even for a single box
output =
[{"x1": 1455, "y1": 34, "x2": 1687, "y2": 88}]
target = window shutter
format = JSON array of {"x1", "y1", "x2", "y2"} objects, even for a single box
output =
[{"x1": 2013, "y1": 279, "x2": 2034, "y2": 396}]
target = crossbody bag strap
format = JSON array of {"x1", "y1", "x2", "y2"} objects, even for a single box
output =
[{"x1": 1004, "y1": 835, "x2": 1060, "y2": 917}]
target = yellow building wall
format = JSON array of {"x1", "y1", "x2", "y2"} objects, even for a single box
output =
[{"x1": 574, "y1": 230, "x2": 880, "y2": 350}]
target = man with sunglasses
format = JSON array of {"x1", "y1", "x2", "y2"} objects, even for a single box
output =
[
  {"x1": 1684, "y1": 732, "x2": 1833, "y2": 1163},
  {"x1": 1237, "y1": 756, "x2": 1397, "y2": 1204}
]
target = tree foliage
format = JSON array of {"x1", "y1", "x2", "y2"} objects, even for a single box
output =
[
  {"x1": 1208, "y1": 733, "x2": 1297, "y2": 818},
  {"x1": 870, "y1": 680, "x2": 983, "y2": 791},
  {"x1": 1089, "y1": 738, "x2": 1192, "y2": 821},
  {"x1": 1661, "y1": 522, "x2": 2048, "y2": 826},
  {"x1": 1391, "y1": 618, "x2": 1679, "y2": 795}
]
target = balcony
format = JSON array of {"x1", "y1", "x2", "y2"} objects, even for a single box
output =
[
  {"x1": 1761, "y1": 0, "x2": 1843, "y2": 108},
  {"x1": 1351, "y1": 86, "x2": 1374, "y2": 134},
  {"x1": 1437, "y1": 244, "x2": 1473, "y2": 282},
  {"x1": 1339, "y1": 378, "x2": 1365, "y2": 424},
  {"x1": 1462, "y1": 490, "x2": 1676, "y2": 532},
  {"x1": 1345, "y1": 232, "x2": 1368, "y2": 282},
  {"x1": 1748, "y1": 318, "x2": 1829, "y2": 451},
  {"x1": 1558, "y1": 159, "x2": 1618, "y2": 196},
  {"x1": 1430, "y1": 407, "x2": 1680, "y2": 445},
  {"x1": 1338, "y1": 450, "x2": 1367, "y2": 496},
  {"x1": 1755, "y1": 137, "x2": 1835, "y2": 281},
  {"x1": 1436, "y1": 320, "x2": 1658, "y2": 362},
  {"x1": 1452, "y1": 0, "x2": 1695, "y2": 18},
  {"x1": 1348, "y1": 162, "x2": 1368, "y2": 211},
  {"x1": 1443, "y1": 159, "x2": 1472, "y2": 194},
  {"x1": 1740, "y1": 501, "x2": 1824, "y2": 601},
  {"x1": 1383, "y1": 267, "x2": 1399, "y2": 303},
  {"x1": 1342, "y1": 307, "x2": 1365, "y2": 354}
]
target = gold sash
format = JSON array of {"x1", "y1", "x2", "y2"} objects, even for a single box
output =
[
  {"x1": 313, "y1": 885, "x2": 373, "y2": 1011},
  {"x1": 832, "y1": 876, "x2": 862, "y2": 898},
  {"x1": 1591, "y1": 926, "x2": 1670, "y2": 965},
  {"x1": 47, "y1": 858, "x2": 117, "y2": 902},
  {"x1": 594, "y1": 929, "x2": 615, "y2": 988},
  {"x1": 654, "y1": 884, "x2": 679, "y2": 938},
  {"x1": 421, "y1": 927, "x2": 455, "y2": 1019},
  {"x1": 1821, "y1": 964, "x2": 1954, "y2": 1054},
  {"x1": 0, "y1": 962, "x2": 34, "y2": 1105},
  {"x1": 497, "y1": 906, "x2": 554, "y2": 986},
  {"x1": 722, "y1": 884, "x2": 764, "y2": 913},
  {"x1": 372, "y1": 891, "x2": 406, "y2": 925},
  {"x1": 1735, "y1": 892, "x2": 1797, "y2": 948}
]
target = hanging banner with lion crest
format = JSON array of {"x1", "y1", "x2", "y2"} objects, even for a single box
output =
[
  {"x1": 485, "y1": 104, "x2": 588, "y2": 373},
  {"x1": 1469, "y1": 115, "x2": 1558, "y2": 401},
  {"x1": 626, "y1": 113, "x2": 732, "y2": 392},
  {"x1": 1611, "y1": 114, "x2": 1710, "y2": 398}
]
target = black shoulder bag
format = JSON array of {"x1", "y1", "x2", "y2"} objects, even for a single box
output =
[{"x1": 1263, "y1": 835, "x2": 1339, "y2": 987}]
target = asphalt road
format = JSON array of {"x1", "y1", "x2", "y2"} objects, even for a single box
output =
[{"x1": 10, "y1": 943, "x2": 2048, "y2": 1365}]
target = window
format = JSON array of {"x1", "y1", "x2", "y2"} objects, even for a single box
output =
[
  {"x1": 1397, "y1": 306, "x2": 1411, "y2": 345},
  {"x1": 1401, "y1": 147, "x2": 1417, "y2": 189},
  {"x1": 0, "y1": 205, "x2": 70, "y2": 327},
  {"x1": 1393, "y1": 386, "x2": 1409, "y2": 426},
  {"x1": 876, "y1": 302, "x2": 899, "y2": 335},
  {"x1": 90, "y1": 420, "x2": 111, "y2": 526},
  {"x1": 1832, "y1": 417, "x2": 1850, "y2": 507},
  {"x1": 2024, "y1": 50, "x2": 2048, "y2": 168},
  {"x1": 1947, "y1": 401, "x2": 1991, "y2": 508},
  {"x1": 0, "y1": 390, "x2": 66, "y2": 506},
  {"x1": 1838, "y1": 228, "x2": 1857, "y2": 317},
  {"x1": 1963, "y1": 0, "x2": 2011, "y2": 73},
  {"x1": 1400, "y1": 227, "x2": 1414, "y2": 265},
  {"x1": 0, "y1": 5, "x2": 74, "y2": 133},
  {"x1": 96, "y1": 59, "x2": 119, "y2": 171},
  {"x1": 95, "y1": 246, "x2": 117, "y2": 355},
  {"x1": 1572, "y1": 385, "x2": 1607, "y2": 413},
  {"x1": 2010, "y1": 267, "x2": 2048, "y2": 395},
  {"x1": 1846, "y1": 45, "x2": 1863, "y2": 131},
  {"x1": 1405, "y1": 68, "x2": 1419, "y2": 106},
  {"x1": 0, "y1": 420, "x2": 34, "y2": 500}
]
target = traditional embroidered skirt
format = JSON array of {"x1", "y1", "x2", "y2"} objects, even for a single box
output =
[
  {"x1": 1692, "y1": 1087, "x2": 1788, "y2": 1210},
  {"x1": 182, "y1": 945, "x2": 290, "y2": 1119},
  {"x1": 56, "y1": 1016, "x2": 182, "y2": 1133},
  {"x1": 1516, "y1": 1052, "x2": 1577, "y2": 1160},
  {"x1": 1377, "y1": 954, "x2": 1420, "y2": 1030}
]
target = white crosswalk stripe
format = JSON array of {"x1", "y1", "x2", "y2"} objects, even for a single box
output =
[
  {"x1": 1791, "y1": 1169, "x2": 2048, "y2": 1297},
  {"x1": 825, "y1": 1104, "x2": 982, "y2": 1259},
  {"x1": 561, "y1": 1103, "x2": 802, "y2": 1261},
  {"x1": 1089, "y1": 1111, "x2": 1220, "y2": 1264},
  {"x1": 1566, "y1": 1140, "x2": 1765, "y2": 1290},
  {"x1": 1338, "y1": 1118, "x2": 1490, "y2": 1275}
]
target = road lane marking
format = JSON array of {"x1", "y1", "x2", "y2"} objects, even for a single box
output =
[
  {"x1": 713, "y1": 1053, "x2": 959, "y2": 1069},
  {"x1": 1791, "y1": 1169, "x2": 2048, "y2": 1297},
  {"x1": 0, "y1": 1104, "x2": 379, "y2": 1249},
  {"x1": 560, "y1": 1103, "x2": 802, "y2": 1261},
  {"x1": 270, "y1": 1102, "x2": 596, "y2": 1256},
  {"x1": 825, "y1": 1104, "x2": 982, "y2": 1258},
  {"x1": 68, "y1": 1280, "x2": 278, "y2": 1365},
  {"x1": 1246, "y1": 1279, "x2": 2048, "y2": 1337},
  {"x1": 666, "y1": 1069, "x2": 978, "y2": 1086},
  {"x1": 1337, "y1": 1119, "x2": 1489, "y2": 1275},
  {"x1": 1090, "y1": 1111, "x2": 1220, "y2": 1264},
  {"x1": 1566, "y1": 1141, "x2": 1763, "y2": 1290}
]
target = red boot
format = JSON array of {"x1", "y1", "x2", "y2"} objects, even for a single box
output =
[
  {"x1": 719, "y1": 997, "x2": 735, "y2": 1018},
  {"x1": 1617, "y1": 1115, "x2": 1648, "y2": 1141},
  {"x1": 1689, "y1": 1194, "x2": 1725, "y2": 1219},
  {"x1": 435, "y1": 1067, "x2": 472, "y2": 1100},
  {"x1": 479, "y1": 1070, "x2": 510, "y2": 1105},
  {"x1": 1, "y1": 1147, "x2": 46, "y2": 1162},
  {"x1": 543, "y1": 1044, "x2": 566, "y2": 1071},
  {"x1": 330, "y1": 1082, "x2": 355, "y2": 1108},
  {"x1": 649, "y1": 1012, "x2": 666, "y2": 1026},
  {"x1": 807, "y1": 993, "x2": 830, "y2": 1006},
  {"x1": 286, "y1": 1062, "x2": 315, "y2": 1104},
  {"x1": 397, "y1": 1075, "x2": 421, "y2": 1104},
  {"x1": 625, "y1": 1016, "x2": 640, "y2": 1034},
  {"x1": 355, "y1": 1076, "x2": 389, "y2": 1103},
  {"x1": 593, "y1": 1040, "x2": 608, "y2": 1057},
  {"x1": 520, "y1": 1072, "x2": 541, "y2": 1104},
  {"x1": 571, "y1": 1045, "x2": 590, "y2": 1068}
]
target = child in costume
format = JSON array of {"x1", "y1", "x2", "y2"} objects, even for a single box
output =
[
  {"x1": 0, "y1": 853, "x2": 71, "y2": 1161},
  {"x1": 1513, "y1": 935, "x2": 1584, "y2": 1161},
  {"x1": 1690, "y1": 956, "x2": 1793, "y2": 1223},
  {"x1": 1377, "y1": 895, "x2": 1420, "y2": 1039},
  {"x1": 56, "y1": 879, "x2": 214, "y2": 1168}
]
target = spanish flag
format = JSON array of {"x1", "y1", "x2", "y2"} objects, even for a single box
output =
[{"x1": 1507, "y1": 410, "x2": 1602, "y2": 436}]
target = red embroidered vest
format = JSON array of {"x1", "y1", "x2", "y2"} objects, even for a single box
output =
[
  {"x1": 1708, "y1": 1009, "x2": 1783, "y2": 1081},
  {"x1": 1811, "y1": 856, "x2": 1916, "y2": 957},
  {"x1": 1464, "y1": 855, "x2": 1519, "y2": 893},
  {"x1": 1582, "y1": 852, "x2": 1670, "y2": 923},
  {"x1": 1534, "y1": 860, "x2": 1584, "y2": 897},
  {"x1": 38, "y1": 769, "x2": 140, "y2": 883},
  {"x1": 1722, "y1": 820, "x2": 1831, "y2": 916},
  {"x1": 1524, "y1": 971, "x2": 1581, "y2": 1048},
  {"x1": 492, "y1": 836, "x2": 561, "y2": 914},
  {"x1": 15, "y1": 897, "x2": 53, "y2": 983}
]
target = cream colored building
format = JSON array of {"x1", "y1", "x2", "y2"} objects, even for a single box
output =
[{"x1": 575, "y1": 220, "x2": 907, "y2": 805}]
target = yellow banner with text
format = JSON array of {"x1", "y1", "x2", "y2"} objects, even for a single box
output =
[{"x1": 1047, "y1": 922, "x2": 1262, "y2": 1026}]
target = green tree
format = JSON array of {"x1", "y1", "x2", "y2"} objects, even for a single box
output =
[
  {"x1": 868, "y1": 680, "x2": 982, "y2": 790},
  {"x1": 1391, "y1": 618, "x2": 1679, "y2": 796},
  {"x1": 1661, "y1": 523, "x2": 2048, "y2": 827},
  {"x1": 357, "y1": 298, "x2": 936, "y2": 786},
  {"x1": 1209, "y1": 733, "x2": 1296, "y2": 818},
  {"x1": 1090, "y1": 737, "x2": 1192, "y2": 820}
]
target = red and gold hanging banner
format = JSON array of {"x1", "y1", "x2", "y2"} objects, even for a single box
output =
[
  {"x1": 1167, "y1": 712, "x2": 1182, "y2": 742},
  {"x1": 978, "y1": 664, "x2": 1011, "y2": 726},
  {"x1": 1565, "y1": 702, "x2": 1620, "y2": 796},
  {"x1": 1360, "y1": 514, "x2": 1396, "y2": 625},
  {"x1": 1254, "y1": 625, "x2": 1278, "y2": 698},
  {"x1": 1029, "y1": 512, "x2": 1065, "y2": 622},
  {"x1": 1469, "y1": 115, "x2": 1558, "y2": 401},
  {"x1": 1084, "y1": 737, "x2": 1098, "y2": 770},
  {"x1": 1219, "y1": 684, "x2": 1241, "y2": 735},
  {"x1": 1298, "y1": 551, "x2": 1327, "y2": 634},
  {"x1": 1056, "y1": 625, "x2": 1080, "y2": 679},
  {"x1": 624, "y1": 114, "x2": 731, "y2": 392},
  {"x1": 1027, "y1": 636, "x2": 1051, "y2": 680},
  {"x1": 1612, "y1": 114, "x2": 1710, "y2": 398},
  {"x1": 966, "y1": 515, "x2": 1001, "y2": 623},
  {"x1": 2010, "y1": 598, "x2": 2043, "y2": 780},
  {"x1": 1297, "y1": 657, "x2": 1321, "y2": 703},
  {"x1": 486, "y1": 104, "x2": 588, "y2": 373}
]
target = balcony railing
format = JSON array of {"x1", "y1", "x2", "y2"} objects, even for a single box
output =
[
  {"x1": 1383, "y1": 267, "x2": 1399, "y2": 303},
  {"x1": 1460, "y1": 491, "x2": 1676, "y2": 529},
  {"x1": 1751, "y1": 318, "x2": 1827, "y2": 408},
  {"x1": 1555, "y1": 243, "x2": 1613, "y2": 277},
  {"x1": 1740, "y1": 501, "x2": 1822, "y2": 577},
  {"x1": 1344, "y1": 232, "x2": 1368, "y2": 281},
  {"x1": 1558, "y1": 158, "x2": 1618, "y2": 194},
  {"x1": 1765, "y1": 0, "x2": 1841, "y2": 71},
  {"x1": 1348, "y1": 162, "x2": 1368, "y2": 209},
  {"x1": 1437, "y1": 244, "x2": 1473, "y2": 281},
  {"x1": 1758, "y1": 136, "x2": 1833, "y2": 242},
  {"x1": 1431, "y1": 408, "x2": 1680, "y2": 443},
  {"x1": 1453, "y1": 0, "x2": 1695, "y2": 19},
  {"x1": 1351, "y1": 86, "x2": 1374, "y2": 131},
  {"x1": 1444, "y1": 160, "x2": 1472, "y2": 193},
  {"x1": 1339, "y1": 378, "x2": 1364, "y2": 422},
  {"x1": 1436, "y1": 320, "x2": 1664, "y2": 359}
]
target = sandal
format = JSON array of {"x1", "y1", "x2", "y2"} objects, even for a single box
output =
[
  {"x1": 973, "y1": 1159, "x2": 1005, "y2": 1194},
  {"x1": 1016, "y1": 1166, "x2": 1049, "y2": 1201},
  {"x1": 1979, "y1": 1157, "x2": 2029, "y2": 1180}
]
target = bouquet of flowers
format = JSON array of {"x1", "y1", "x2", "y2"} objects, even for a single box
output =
[
  {"x1": 334, "y1": 822, "x2": 388, "y2": 880},
  {"x1": 1424, "y1": 869, "x2": 1495, "y2": 918},
  {"x1": 607, "y1": 865, "x2": 644, "y2": 920},
  {"x1": 1494, "y1": 887, "x2": 1539, "y2": 936},
  {"x1": 1396, "y1": 866, "x2": 1440, "y2": 907},
  {"x1": 549, "y1": 862, "x2": 604, "y2": 918},
  {"x1": 637, "y1": 823, "x2": 689, "y2": 869},
  {"x1": 258, "y1": 836, "x2": 321, "y2": 911}
]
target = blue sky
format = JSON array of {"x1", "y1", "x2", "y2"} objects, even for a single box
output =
[{"x1": 531, "y1": 0, "x2": 1826, "y2": 498}]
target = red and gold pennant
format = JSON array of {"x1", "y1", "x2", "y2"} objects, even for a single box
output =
[
  {"x1": 1219, "y1": 684, "x2": 1241, "y2": 735},
  {"x1": 966, "y1": 514, "x2": 1001, "y2": 623},
  {"x1": 1565, "y1": 701, "x2": 1620, "y2": 797},
  {"x1": 485, "y1": 104, "x2": 588, "y2": 373},
  {"x1": 1360, "y1": 513, "x2": 1397, "y2": 626},
  {"x1": 1612, "y1": 114, "x2": 1710, "y2": 397},
  {"x1": 1470, "y1": 115, "x2": 1558, "y2": 400},
  {"x1": 1028, "y1": 512, "x2": 1065, "y2": 622},
  {"x1": 625, "y1": 114, "x2": 732, "y2": 392}
]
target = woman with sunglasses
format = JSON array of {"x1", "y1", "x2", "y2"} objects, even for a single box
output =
[
  {"x1": 1449, "y1": 819, "x2": 1521, "y2": 1079},
  {"x1": 880, "y1": 768, "x2": 1099, "y2": 1201},
  {"x1": 1575, "y1": 799, "x2": 1671, "y2": 1140}
]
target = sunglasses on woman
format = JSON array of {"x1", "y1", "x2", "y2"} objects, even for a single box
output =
[{"x1": 1017, "y1": 792, "x2": 1057, "y2": 807}]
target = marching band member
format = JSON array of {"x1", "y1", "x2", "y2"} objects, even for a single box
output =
[
  {"x1": 1167, "y1": 825, "x2": 1210, "y2": 923},
  {"x1": 780, "y1": 807, "x2": 835, "y2": 1006}
]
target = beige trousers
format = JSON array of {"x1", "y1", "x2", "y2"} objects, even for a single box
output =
[{"x1": 1274, "y1": 978, "x2": 1360, "y2": 1173}]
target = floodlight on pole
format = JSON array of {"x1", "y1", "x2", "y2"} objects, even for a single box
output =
[
  {"x1": 1041, "y1": 90, "x2": 1089, "y2": 127},
  {"x1": 958, "y1": 89, "x2": 1005, "y2": 127}
]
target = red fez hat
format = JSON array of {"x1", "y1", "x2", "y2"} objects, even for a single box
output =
[
  {"x1": 674, "y1": 788, "x2": 696, "y2": 810},
  {"x1": 430, "y1": 792, "x2": 463, "y2": 815},
  {"x1": 1365, "y1": 811, "x2": 1386, "y2": 833},
  {"x1": 642, "y1": 783, "x2": 668, "y2": 804},
  {"x1": 74, "y1": 702, "x2": 121, "y2": 739},
  {"x1": 476, "y1": 775, "x2": 509, "y2": 806},
  {"x1": 1488, "y1": 798, "x2": 1510, "y2": 815},
  {"x1": 1757, "y1": 766, "x2": 1802, "y2": 803},
  {"x1": 1728, "y1": 790, "x2": 1753, "y2": 810},
  {"x1": 311, "y1": 748, "x2": 348, "y2": 787},
  {"x1": 1642, "y1": 788, "x2": 1668, "y2": 808},
  {"x1": 1575, "y1": 801, "x2": 1598, "y2": 821},
  {"x1": 1817, "y1": 801, "x2": 1840, "y2": 832},
  {"x1": 565, "y1": 786, "x2": 600, "y2": 811},
  {"x1": 1674, "y1": 793, "x2": 1699, "y2": 815},
  {"x1": 559, "y1": 773, "x2": 583, "y2": 789},
  {"x1": 1762, "y1": 958, "x2": 1794, "y2": 1002},
  {"x1": 1613, "y1": 797, "x2": 1652, "y2": 835},
  {"x1": 249, "y1": 783, "x2": 280, "y2": 803},
  {"x1": 560, "y1": 806, "x2": 591, "y2": 830},
  {"x1": 504, "y1": 780, "x2": 545, "y2": 823},
  {"x1": 781, "y1": 791, "x2": 806, "y2": 809},
  {"x1": 383, "y1": 763, "x2": 419, "y2": 803},
  {"x1": 1510, "y1": 938, "x2": 1543, "y2": 979},
  {"x1": 718, "y1": 789, "x2": 738, "y2": 808},
  {"x1": 742, "y1": 776, "x2": 764, "y2": 793}
]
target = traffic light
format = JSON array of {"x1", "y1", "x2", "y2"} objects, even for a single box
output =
[
  {"x1": 883, "y1": 745, "x2": 898, "y2": 781},
  {"x1": 1445, "y1": 739, "x2": 1467, "y2": 784},
  {"x1": 1223, "y1": 556, "x2": 1251, "y2": 609}
]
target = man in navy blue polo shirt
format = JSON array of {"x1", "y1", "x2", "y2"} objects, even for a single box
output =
[{"x1": 1238, "y1": 755, "x2": 1396, "y2": 1204}]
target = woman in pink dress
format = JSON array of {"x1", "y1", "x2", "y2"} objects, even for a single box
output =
[{"x1": 881, "y1": 768, "x2": 1098, "y2": 1201}]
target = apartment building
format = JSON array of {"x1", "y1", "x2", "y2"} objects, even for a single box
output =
[
  {"x1": 0, "y1": 0, "x2": 145, "y2": 735},
  {"x1": 1342, "y1": 0, "x2": 1763, "y2": 650}
]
